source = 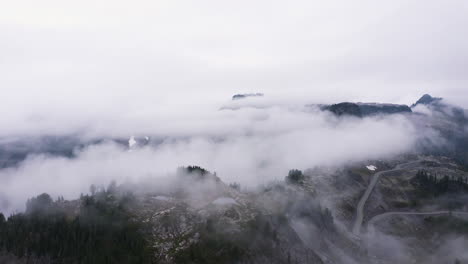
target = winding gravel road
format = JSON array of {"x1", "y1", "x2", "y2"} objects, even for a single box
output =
[{"x1": 352, "y1": 159, "x2": 423, "y2": 235}]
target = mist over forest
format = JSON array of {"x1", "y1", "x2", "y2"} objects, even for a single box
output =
[{"x1": 1, "y1": 1, "x2": 468, "y2": 263}]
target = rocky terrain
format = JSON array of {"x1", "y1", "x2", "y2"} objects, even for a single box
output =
[{"x1": 1, "y1": 154, "x2": 467, "y2": 263}]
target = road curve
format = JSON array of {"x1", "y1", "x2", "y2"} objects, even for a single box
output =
[
  {"x1": 352, "y1": 160, "x2": 422, "y2": 235},
  {"x1": 366, "y1": 211, "x2": 468, "y2": 233}
]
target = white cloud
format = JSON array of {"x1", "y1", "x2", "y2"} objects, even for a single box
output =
[{"x1": 0, "y1": 105, "x2": 419, "y2": 213}]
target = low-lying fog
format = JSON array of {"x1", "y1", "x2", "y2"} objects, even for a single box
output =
[{"x1": 0, "y1": 96, "x2": 432, "y2": 213}]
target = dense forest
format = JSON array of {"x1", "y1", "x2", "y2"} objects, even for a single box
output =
[
  {"x1": 411, "y1": 170, "x2": 468, "y2": 197},
  {"x1": 0, "y1": 187, "x2": 153, "y2": 264}
]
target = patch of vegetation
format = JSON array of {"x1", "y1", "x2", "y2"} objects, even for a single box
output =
[
  {"x1": 177, "y1": 166, "x2": 220, "y2": 182},
  {"x1": 285, "y1": 169, "x2": 305, "y2": 185},
  {"x1": 411, "y1": 170, "x2": 468, "y2": 197},
  {"x1": 184, "y1": 166, "x2": 209, "y2": 175},
  {"x1": 392, "y1": 200, "x2": 410, "y2": 208},
  {"x1": 173, "y1": 214, "x2": 286, "y2": 264},
  {"x1": 423, "y1": 215, "x2": 468, "y2": 235},
  {"x1": 0, "y1": 188, "x2": 152, "y2": 264},
  {"x1": 289, "y1": 199, "x2": 335, "y2": 232}
]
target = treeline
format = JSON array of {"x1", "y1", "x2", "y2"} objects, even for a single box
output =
[
  {"x1": 0, "y1": 186, "x2": 153, "y2": 264},
  {"x1": 285, "y1": 169, "x2": 305, "y2": 184},
  {"x1": 177, "y1": 165, "x2": 221, "y2": 182},
  {"x1": 412, "y1": 170, "x2": 468, "y2": 197}
]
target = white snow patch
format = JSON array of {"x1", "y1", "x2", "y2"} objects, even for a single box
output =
[
  {"x1": 366, "y1": 165, "x2": 377, "y2": 171},
  {"x1": 144, "y1": 136, "x2": 149, "y2": 141},
  {"x1": 128, "y1": 136, "x2": 137, "y2": 148},
  {"x1": 212, "y1": 197, "x2": 238, "y2": 206}
]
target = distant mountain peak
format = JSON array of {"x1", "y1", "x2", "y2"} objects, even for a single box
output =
[
  {"x1": 412, "y1": 94, "x2": 442, "y2": 107},
  {"x1": 321, "y1": 102, "x2": 411, "y2": 117},
  {"x1": 232, "y1": 93, "x2": 264, "y2": 100}
]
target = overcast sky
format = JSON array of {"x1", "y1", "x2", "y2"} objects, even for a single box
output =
[{"x1": 1, "y1": 0, "x2": 467, "y2": 115}]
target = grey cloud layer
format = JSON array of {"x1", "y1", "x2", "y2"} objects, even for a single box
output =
[{"x1": 0, "y1": 104, "x2": 419, "y2": 213}]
